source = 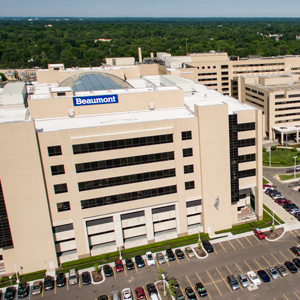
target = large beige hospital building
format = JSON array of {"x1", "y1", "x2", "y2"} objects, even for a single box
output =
[{"x1": 0, "y1": 63, "x2": 262, "y2": 275}]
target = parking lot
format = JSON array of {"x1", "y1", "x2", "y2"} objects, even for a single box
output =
[{"x1": 21, "y1": 228, "x2": 300, "y2": 300}]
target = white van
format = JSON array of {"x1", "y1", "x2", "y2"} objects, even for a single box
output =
[{"x1": 68, "y1": 268, "x2": 78, "y2": 285}]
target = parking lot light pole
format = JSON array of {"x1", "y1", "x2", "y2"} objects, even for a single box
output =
[
  {"x1": 272, "y1": 210, "x2": 275, "y2": 226},
  {"x1": 294, "y1": 156, "x2": 298, "y2": 179},
  {"x1": 269, "y1": 147, "x2": 271, "y2": 167},
  {"x1": 118, "y1": 246, "x2": 122, "y2": 260},
  {"x1": 13, "y1": 264, "x2": 19, "y2": 283}
]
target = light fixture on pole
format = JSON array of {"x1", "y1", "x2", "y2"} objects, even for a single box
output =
[
  {"x1": 13, "y1": 264, "x2": 19, "y2": 283},
  {"x1": 294, "y1": 156, "x2": 298, "y2": 179}
]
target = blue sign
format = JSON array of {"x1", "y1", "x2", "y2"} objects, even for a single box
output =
[{"x1": 73, "y1": 94, "x2": 118, "y2": 106}]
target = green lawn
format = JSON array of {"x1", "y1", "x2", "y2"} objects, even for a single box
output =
[
  {"x1": 263, "y1": 178, "x2": 269, "y2": 184},
  {"x1": 279, "y1": 173, "x2": 300, "y2": 181},
  {"x1": 263, "y1": 148, "x2": 300, "y2": 167}
]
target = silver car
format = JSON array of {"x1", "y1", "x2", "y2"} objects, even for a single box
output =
[
  {"x1": 237, "y1": 273, "x2": 250, "y2": 287},
  {"x1": 267, "y1": 267, "x2": 280, "y2": 279},
  {"x1": 111, "y1": 291, "x2": 121, "y2": 300},
  {"x1": 156, "y1": 252, "x2": 166, "y2": 264},
  {"x1": 185, "y1": 247, "x2": 195, "y2": 258},
  {"x1": 275, "y1": 264, "x2": 288, "y2": 277}
]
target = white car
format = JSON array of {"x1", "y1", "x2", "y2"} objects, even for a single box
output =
[
  {"x1": 146, "y1": 251, "x2": 155, "y2": 266},
  {"x1": 122, "y1": 288, "x2": 132, "y2": 300},
  {"x1": 247, "y1": 271, "x2": 261, "y2": 285}
]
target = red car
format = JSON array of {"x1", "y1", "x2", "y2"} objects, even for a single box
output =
[
  {"x1": 253, "y1": 228, "x2": 265, "y2": 239},
  {"x1": 279, "y1": 199, "x2": 291, "y2": 206},
  {"x1": 115, "y1": 259, "x2": 124, "y2": 272},
  {"x1": 135, "y1": 287, "x2": 145, "y2": 300}
]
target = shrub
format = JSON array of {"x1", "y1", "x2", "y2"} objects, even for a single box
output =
[
  {"x1": 280, "y1": 159, "x2": 287, "y2": 165},
  {"x1": 271, "y1": 146, "x2": 277, "y2": 151},
  {"x1": 263, "y1": 147, "x2": 267, "y2": 152},
  {"x1": 292, "y1": 147, "x2": 297, "y2": 152}
]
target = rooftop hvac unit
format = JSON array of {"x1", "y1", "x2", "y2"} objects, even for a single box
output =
[
  {"x1": 149, "y1": 102, "x2": 155, "y2": 110},
  {"x1": 68, "y1": 108, "x2": 75, "y2": 117}
]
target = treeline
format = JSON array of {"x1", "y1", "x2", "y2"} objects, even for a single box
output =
[{"x1": 2, "y1": 18, "x2": 300, "y2": 69}]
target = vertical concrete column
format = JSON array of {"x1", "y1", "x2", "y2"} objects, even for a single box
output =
[
  {"x1": 281, "y1": 132, "x2": 283, "y2": 145},
  {"x1": 144, "y1": 208, "x2": 154, "y2": 243},
  {"x1": 297, "y1": 130, "x2": 299, "y2": 143},
  {"x1": 113, "y1": 213, "x2": 124, "y2": 247}
]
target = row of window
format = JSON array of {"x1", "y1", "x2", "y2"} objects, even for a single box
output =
[
  {"x1": 245, "y1": 98, "x2": 264, "y2": 108},
  {"x1": 238, "y1": 153, "x2": 256, "y2": 163},
  {"x1": 239, "y1": 169, "x2": 256, "y2": 178},
  {"x1": 75, "y1": 151, "x2": 174, "y2": 173},
  {"x1": 237, "y1": 138, "x2": 256, "y2": 148},
  {"x1": 237, "y1": 122, "x2": 255, "y2": 132},
  {"x1": 78, "y1": 169, "x2": 176, "y2": 192},
  {"x1": 245, "y1": 93, "x2": 264, "y2": 102},
  {"x1": 276, "y1": 100, "x2": 300, "y2": 105},
  {"x1": 275, "y1": 106, "x2": 300, "y2": 111},
  {"x1": 234, "y1": 69, "x2": 284, "y2": 74},
  {"x1": 198, "y1": 78, "x2": 217, "y2": 82},
  {"x1": 72, "y1": 134, "x2": 173, "y2": 155},
  {"x1": 204, "y1": 83, "x2": 218, "y2": 87},
  {"x1": 275, "y1": 118, "x2": 300, "y2": 124},
  {"x1": 275, "y1": 112, "x2": 300, "y2": 118},
  {"x1": 289, "y1": 94, "x2": 300, "y2": 98},
  {"x1": 198, "y1": 72, "x2": 217, "y2": 76},
  {"x1": 81, "y1": 185, "x2": 177, "y2": 209},
  {"x1": 233, "y1": 63, "x2": 284, "y2": 68}
]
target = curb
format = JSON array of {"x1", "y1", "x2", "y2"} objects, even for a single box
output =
[
  {"x1": 265, "y1": 226, "x2": 286, "y2": 242},
  {"x1": 91, "y1": 269, "x2": 105, "y2": 285}
]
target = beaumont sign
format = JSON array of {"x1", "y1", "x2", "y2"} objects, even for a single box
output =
[{"x1": 73, "y1": 95, "x2": 118, "y2": 106}]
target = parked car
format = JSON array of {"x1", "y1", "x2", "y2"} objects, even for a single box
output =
[
  {"x1": 56, "y1": 272, "x2": 66, "y2": 287},
  {"x1": 122, "y1": 288, "x2": 132, "y2": 300},
  {"x1": 156, "y1": 252, "x2": 166, "y2": 264},
  {"x1": 82, "y1": 271, "x2": 91, "y2": 285},
  {"x1": 185, "y1": 247, "x2": 195, "y2": 258},
  {"x1": 111, "y1": 291, "x2": 121, "y2": 300},
  {"x1": 44, "y1": 276, "x2": 54, "y2": 291},
  {"x1": 195, "y1": 282, "x2": 208, "y2": 297},
  {"x1": 267, "y1": 267, "x2": 280, "y2": 279},
  {"x1": 31, "y1": 281, "x2": 42, "y2": 295},
  {"x1": 175, "y1": 249, "x2": 185, "y2": 259},
  {"x1": 68, "y1": 268, "x2": 78, "y2": 285},
  {"x1": 135, "y1": 255, "x2": 145, "y2": 268},
  {"x1": 146, "y1": 251, "x2": 155, "y2": 266},
  {"x1": 227, "y1": 275, "x2": 240, "y2": 290},
  {"x1": 115, "y1": 259, "x2": 124, "y2": 272},
  {"x1": 174, "y1": 289, "x2": 185, "y2": 300},
  {"x1": 166, "y1": 248, "x2": 176, "y2": 261},
  {"x1": 257, "y1": 270, "x2": 270, "y2": 282},
  {"x1": 273, "y1": 193, "x2": 285, "y2": 200},
  {"x1": 135, "y1": 287, "x2": 145, "y2": 299},
  {"x1": 202, "y1": 240, "x2": 214, "y2": 253},
  {"x1": 263, "y1": 185, "x2": 273, "y2": 192},
  {"x1": 185, "y1": 287, "x2": 196, "y2": 300},
  {"x1": 253, "y1": 228, "x2": 265, "y2": 239},
  {"x1": 285, "y1": 261, "x2": 298, "y2": 274},
  {"x1": 4, "y1": 287, "x2": 15, "y2": 300},
  {"x1": 275, "y1": 264, "x2": 288, "y2": 277},
  {"x1": 125, "y1": 258, "x2": 135, "y2": 270},
  {"x1": 98, "y1": 296, "x2": 108, "y2": 300},
  {"x1": 103, "y1": 264, "x2": 114, "y2": 277},
  {"x1": 267, "y1": 189, "x2": 278, "y2": 196},
  {"x1": 247, "y1": 271, "x2": 261, "y2": 285},
  {"x1": 290, "y1": 209, "x2": 300, "y2": 215},
  {"x1": 17, "y1": 282, "x2": 29, "y2": 298},
  {"x1": 237, "y1": 273, "x2": 250, "y2": 287},
  {"x1": 293, "y1": 258, "x2": 300, "y2": 268},
  {"x1": 146, "y1": 283, "x2": 158, "y2": 295},
  {"x1": 290, "y1": 246, "x2": 300, "y2": 256}
]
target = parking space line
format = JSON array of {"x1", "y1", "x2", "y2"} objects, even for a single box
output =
[
  {"x1": 66, "y1": 279, "x2": 68, "y2": 291},
  {"x1": 214, "y1": 248, "x2": 218, "y2": 255},
  {"x1": 283, "y1": 294, "x2": 289, "y2": 300},
  {"x1": 235, "y1": 263, "x2": 243, "y2": 273},
  {"x1": 186, "y1": 275, "x2": 200, "y2": 300},
  {"x1": 175, "y1": 255, "x2": 180, "y2": 264},
  {"x1": 132, "y1": 290, "x2": 137, "y2": 300},
  {"x1": 219, "y1": 243, "x2": 227, "y2": 253},
  {"x1": 244, "y1": 260, "x2": 252, "y2": 270},
  {"x1": 185, "y1": 252, "x2": 190, "y2": 262},
  {"x1": 289, "y1": 231, "x2": 297, "y2": 237},
  {"x1": 113, "y1": 267, "x2": 116, "y2": 279},
  {"x1": 289, "y1": 249, "x2": 297, "y2": 258},
  {"x1": 206, "y1": 270, "x2": 222, "y2": 296},
  {"x1": 255, "y1": 237, "x2": 262, "y2": 244},
  {"x1": 244, "y1": 237, "x2": 253, "y2": 246},
  {"x1": 179, "y1": 285, "x2": 186, "y2": 300},
  {"x1": 294, "y1": 291, "x2": 300, "y2": 299},
  {"x1": 134, "y1": 262, "x2": 139, "y2": 274},
  {"x1": 253, "y1": 258, "x2": 264, "y2": 269},
  {"x1": 155, "y1": 258, "x2": 159, "y2": 268},
  {"x1": 143, "y1": 286, "x2": 149, "y2": 300},
  {"x1": 166, "y1": 259, "x2": 170, "y2": 267},
  {"x1": 124, "y1": 266, "x2": 128, "y2": 276},
  {"x1": 79, "y1": 275, "x2": 81, "y2": 288},
  {"x1": 279, "y1": 251, "x2": 289, "y2": 261},
  {"x1": 271, "y1": 253, "x2": 281, "y2": 264},
  {"x1": 227, "y1": 241, "x2": 236, "y2": 251},
  {"x1": 236, "y1": 238, "x2": 245, "y2": 249},
  {"x1": 216, "y1": 267, "x2": 232, "y2": 294},
  {"x1": 262, "y1": 256, "x2": 272, "y2": 266},
  {"x1": 196, "y1": 273, "x2": 211, "y2": 299}
]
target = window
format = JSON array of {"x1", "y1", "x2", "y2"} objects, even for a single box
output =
[
  {"x1": 75, "y1": 151, "x2": 174, "y2": 173},
  {"x1": 57, "y1": 201, "x2": 70, "y2": 212},
  {"x1": 245, "y1": 87, "x2": 250, "y2": 91},
  {"x1": 73, "y1": 134, "x2": 173, "y2": 154},
  {"x1": 222, "y1": 77, "x2": 229, "y2": 80},
  {"x1": 185, "y1": 181, "x2": 195, "y2": 190},
  {"x1": 222, "y1": 88, "x2": 229, "y2": 91},
  {"x1": 48, "y1": 145, "x2": 62, "y2": 157},
  {"x1": 238, "y1": 154, "x2": 256, "y2": 163},
  {"x1": 237, "y1": 138, "x2": 256, "y2": 148},
  {"x1": 57, "y1": 92, "x2": 66, "y2": 96},
  {"x1": 275, "y1": 94, "x2": 284, "y2": 99},
  {"x1": 183, "y1": 148, "x2": 193, "y2": 157},
  {"x1": 81, "y1": 185, "x2": 177, "y2": 209},
  {"x1": 54, "y1": 67, "x2": 59, "y2": 71},
  {"x1": 237, "y1": 122, "x2": 255, "y2": 131},
  {"x1": 221, "y1": 71, "x2": 228, "y2": 75},
  {"x1": 181, "y1": 131, "x2": 192, "y2": 140},
  {"x1": 54, "y1": 183, "x2": 68, "y2": 194},
  {"x1": 52, "y1": 223, "x2": 73, "y2": 233},
  {"x1": 239, "y1": 169, "x2": 256, "y2": 178},
  {"x1": 184, "y1": 165, "x2": 194, "y2": 174},
  {"x1": 222, "y1": 82, "x2": 229, "y2": 86},
  {"x1": 289, "y1": 94, "x2": 300, "y2": 98},
  {"x1": 221, "y1": 65, "x2": 228, "y2": 69},
  {"x1": 51, "y1": 165, "x2": 65, "y2": 176},
  {"x1": 78, "y1": 168, "x2": 176, "y2": 192}
]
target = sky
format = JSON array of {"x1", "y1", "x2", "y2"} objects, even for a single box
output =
[{"x1": 1, "y1": 0, "x2": 300, "y2": 18}]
